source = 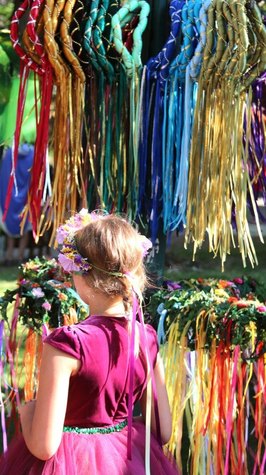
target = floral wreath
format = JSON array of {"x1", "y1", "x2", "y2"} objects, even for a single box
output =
[
  {"x1": 146, "y1": 277, "x2": 266, "y2": 359},
  {"x1": 56, "y1": 209, "x2": 153, "y2": 275},
  {"x1": 0, "y1": 257, "x2": 88, "y2": 331}
]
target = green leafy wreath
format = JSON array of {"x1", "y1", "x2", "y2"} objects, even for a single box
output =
[
  {"x1": 146, "y1": 277, "x2": 266, "y2": 359},
  {"x1": 0, "y1": 257, "x2": 88, "y2": 331}
]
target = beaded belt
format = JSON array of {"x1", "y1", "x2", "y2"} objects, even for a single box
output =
[{"x1": 63, "y1": 419, "x2": 128, "y2": 435}]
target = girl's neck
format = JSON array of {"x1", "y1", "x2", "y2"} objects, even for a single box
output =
[
  {"x1": 73, "y1": 274, "x2": 129, "y2": 317},
  {"x1": 89, "y1": 295, "x2": 128, "y2": 318}
]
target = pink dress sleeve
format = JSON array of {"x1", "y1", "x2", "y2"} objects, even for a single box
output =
[{"x1": 44, "y1": 325, "x2": 81, "y2": 360}]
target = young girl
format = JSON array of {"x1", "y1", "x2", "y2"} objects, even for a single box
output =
[{"x1": 0, "y1": 210, "x2": 178, "y2": 474}]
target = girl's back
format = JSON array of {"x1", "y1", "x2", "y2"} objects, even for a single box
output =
[{"x1": 46, "y1": 316, "x2": 158, "y2": 428}]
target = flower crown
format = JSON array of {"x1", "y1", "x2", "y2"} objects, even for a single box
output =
[{"x1": 56, "y1": 209, "x2": 152, "y2": 275}]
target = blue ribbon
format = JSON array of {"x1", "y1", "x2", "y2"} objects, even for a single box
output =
[
  {"x1": 138, "y1": 0, "x2": 184, "y2": 241},
  {"x1": 157, "y1": 307, "x2": 167, "y2": 345},
  {"x1": 162, "y1": 0, "x2": 202, "y2": 232}
]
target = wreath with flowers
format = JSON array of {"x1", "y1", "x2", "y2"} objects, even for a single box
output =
[
  {"x1": 0, "y1": 257, "x2": 88, "y2": 331},
  {"x1": 56, "y1": 208, "x2": 152, "y2": 274},
  {"x1": 146, "y1": 277, "x2": 266, "y2": 359}
]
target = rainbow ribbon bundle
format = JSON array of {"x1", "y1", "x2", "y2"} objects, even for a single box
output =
[
  {"x1": 3, "y1": 1, "x2": 266, "y2": 263},
  {"x1": 148, "y1": 277, "x2": 266, "y2": 474}
]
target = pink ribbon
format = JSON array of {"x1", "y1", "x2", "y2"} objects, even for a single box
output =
[
  {"x1": 126, "y1": 290, "x2": 162, "y2": 461},
  {"x1": 127, "y1": 291, "x2": 137, "y2": 459},
  {"x1": 0, "y1": 320, "x2": 8, "y2": 452},
  {"x1": 224, "y1": 346, "x2": 240, "y2": 475}
]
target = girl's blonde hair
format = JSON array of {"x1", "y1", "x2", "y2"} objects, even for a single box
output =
[{"x1": 75, "y1": 215, "x2": 148, "y2": 306}]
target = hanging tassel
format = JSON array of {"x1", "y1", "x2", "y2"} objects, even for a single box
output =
[{"x1": 23, "y1": 328, "x2": 40, "y2": 402}]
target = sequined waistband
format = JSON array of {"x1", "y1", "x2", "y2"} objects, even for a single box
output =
[{"x1": 63, "y1": 419, "x2": 128, "y2": 435}]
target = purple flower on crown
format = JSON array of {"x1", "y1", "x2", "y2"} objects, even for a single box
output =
[
  {"x1": 58, "y1": 254, "x2": 80, "y2": 272},
  {"x1": 56, "y1": 226, "x2": 69, "y2": 245},
  {"x1": 56, "y1": 209, "x2": 152, "y2": 274},
  {"x1": 74, "y1": 254, "x2": 91, "y2": 272}
]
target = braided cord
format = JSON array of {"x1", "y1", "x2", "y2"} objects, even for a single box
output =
[
  {"x1": 26, "y1": 0, "x2": 50, "y2": 70},
  {"x1": 242, "y1": 2, "x2": 266, "y2": 90},
  {"x1": 84, "y1": 0, "x2": 102, "y2": 72},
  {"x1": 10, "y1": 0, "x2": 42, "y2": 73},
  {"x1": 170, "y1": 0, "x2": 197, "y2": 81},
  {"x1": 203, "y1": 0, "x2": 228, "y2": 84},
  {"x1": 111, "y1": 1, "x2": 150, "y2": 78},
  {"x1": 212, "y1": 0, "x2": 231, "y2": 87},
  {"x1": 60, "y1": 0, "x2": 86, "y2": 82},
  {"x1": 70, "y1": 0, "x2": 91, "y2": 72},
  {"x1": 102, "y1": 1, "x2": 120, "y2": 63},
  {"x1": 93, "y1": 0, "x2": 115, "y2": 82},
  {"x1": 189, "y1": 0, "x2": 211, "y2": 81}
]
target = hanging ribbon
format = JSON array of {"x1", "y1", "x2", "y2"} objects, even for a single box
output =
[{"x1": 138, "y1": 0, "x2": 184, "y2": 241}]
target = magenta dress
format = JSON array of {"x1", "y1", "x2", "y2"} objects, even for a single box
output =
[{"x1": 0, "y1": 315, "x2": 178, "y2": 474}]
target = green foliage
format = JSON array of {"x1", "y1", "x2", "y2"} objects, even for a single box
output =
[
  {"x1": 147, "y1": 277, "x2": 266, "y2": 359},
  {"x1": 0, "y1": 4, "x2": 13, "y2": 30},
  {"x1": 0, "y1": 28, "x2": 20, "y2": 115},
  {"x1": 0, "y1": 257, "x2": 88, "y2": 331}
]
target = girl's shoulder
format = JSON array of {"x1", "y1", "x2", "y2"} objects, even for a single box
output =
[
  {"x1": 144, "y1": 322, "x2": 158, "y2": 340},
  {"x1": 44, "y1": 324, "x2": 85, "y2": 360},
  {"x1": 43, "y1": 316, "x2": 123, "y2": 358}
]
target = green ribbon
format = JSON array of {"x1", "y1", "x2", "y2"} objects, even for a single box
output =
[{"x1": 63, "y1": 419, "x2": 128, "y2": 434}]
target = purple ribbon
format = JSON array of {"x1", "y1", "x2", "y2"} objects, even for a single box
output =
[{"x1": 0, "y1": 320, "x2": 8, "y2": 453}]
